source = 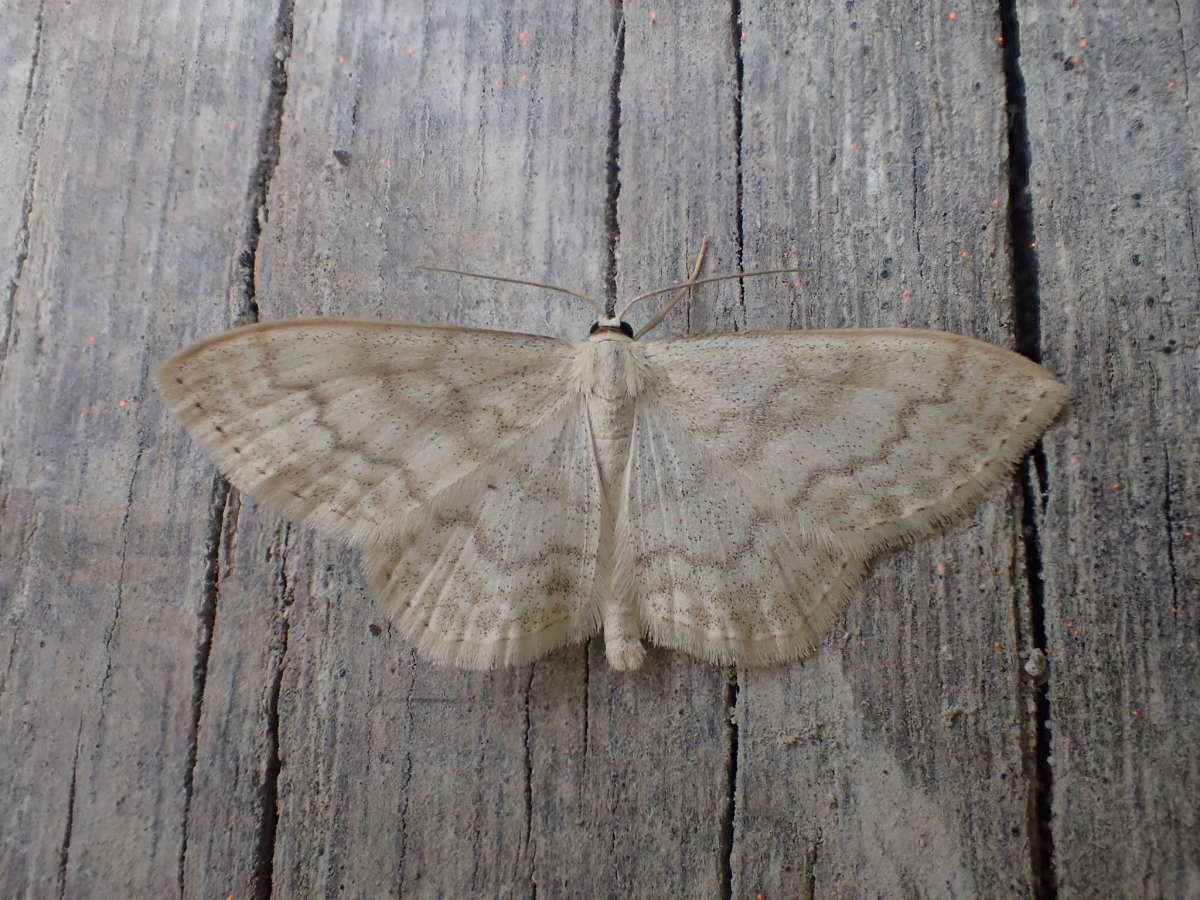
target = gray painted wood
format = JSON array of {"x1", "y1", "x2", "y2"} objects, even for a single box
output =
[
  {"x1": 1, "y1": 1, "x2": 1195, "y2": 898},
  {"x1": 1022, "y1": 1, "x2": 1200, "y2": 896},
  {"x1": 0, "y1": 0, "x2": 283, "y2": 896}
]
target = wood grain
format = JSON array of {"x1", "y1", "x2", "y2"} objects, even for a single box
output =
[
  {"x1": 1, "y1": 0, "x2": 1195, "y2": 897},
  {"x1": 0, "y1": 0, "x2": 284, "y2": 896},
  {"x1": 1023, "y1": 0, "x2": 1200, "y2": 896}
]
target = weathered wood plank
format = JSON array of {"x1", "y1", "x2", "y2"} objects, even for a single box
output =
[
  {"x1": 2, "y1": 0, "x2": 1197, "y2": 896},
  {"x1": 735, "y1": 0, "x2": 1039, "y2": 895},
  {"x1": 1022, "y1": 1, "x2": 1200, "y2": 895},
  {"x1": 0, "y1": 0, "x2": 282, "y2": 895}
]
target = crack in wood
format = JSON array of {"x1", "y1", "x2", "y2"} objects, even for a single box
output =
[
  {"x1": 1001, "y1": 1, "x2": 1057, "y2": 894},
  {"x1": 239, "y1": 0, "x2": 296, "y2": 328},
  {"x1": 395, "y1": 643, "x2": 417, "y2": 896},
  {"x1": 3, "y1": 0, "x2": 45, "y2": 376},
  {"x1": 55, "y1": 718, "x2": 83, "y2": 900},
  {"x1": 603, "y1": 2, "x2": 625, "y2": 318},
  {"x1": 721, "y1": 11, "x2": 746, "y2": 894},
  {"x1": 178, "y1": 477, "x2": 231, "y2": 895},
  {"x1": 253, "y1": 524, "x2": 292, "y2": 900},
  {"x1": 96, "y1": 440, "x2": 146, "y2": 733},
  {"x1": 239, "y1": 2, "x2": 297, "y2": 894},
  {"x1": 2, "y1": 49, "x2": 45, "y2": 380},
  {"x1": 522, "y1": 666, "x2": 537, "y2": 896},
  {"x1": 719, "y1": 668, "x2": 738, "y2": 900},
  {"x1": 729, "y1": 0, "x2": 746, "y2": 331},
  {"x1": 805, "y1": 835, "x2": 819, "y2": 900}
]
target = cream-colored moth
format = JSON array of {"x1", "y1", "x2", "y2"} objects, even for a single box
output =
[{"x1": 157, "y1": 242, "x2": 1067, "y2": 671}]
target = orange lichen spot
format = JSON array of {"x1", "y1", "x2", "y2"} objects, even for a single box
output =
[
  {"x1": 996, "y1": 567, "x2": 1006, "y2": 576},
  {"x1": 1070, "y1": 458, "x2": 1079, "y2": 465},
  {"x1": 1168, "y1": 81, "x2": 1177, "y2": 88},
  {"x1": 996, "y1": 35, "x2": 1005, "y2": 44},
  {"x1": 118, "y1": 400, "x2": 129, "y2": 407},
  {"x1": 1071, "y1": 56, "x2": 1083, "y2": 66},
  {"x1": 937, "y1": 564, "x2": 946, "y2": 574},
  {"x1": 613, "y1": 233, "x2": 621, "y2": 242},
  {"x1": 849, "y1": 141, "x2": 859, "y2": 149},
  {"x1": 494, "y1": 79, "x2": 502, "y2": 87},
  {"x1": 520, "y1": 73, "x2": 530, "y2": 82},
  {"x1": 88, "y1": 336, "x2": 97, "y2": 343},
  {"x1": 1073, "y1": 629, "x2": 1081, "y2": 637},
  {"x1": 900, "y1": 289, "x2": 910, "y2": 298},
  {"x1": 793, "y1": 280, "x2": 803, "y2": 288},
  {"x1": 519, "y1": 31, "x2": 528, "y2": 41},
  {"x1": 948, "y1": 10, "x2": 958, "y2": 20},
  {"x1": 993, "y1": 640, "x2": 1003, "y2": 649},
  {"x1": 1078, "y1": 39, "x2": 1088, "y2": 48},
  {"x1": 960, "y1": 250, "x2": 971, "y2": 258},
  {"x1": 1131, "y1": 710, "x2": 1142, "y2": 718},
  {"x1": 757, "y1": 894, "x2": 766, "y2": 900},
  {"x1": 1112, "y1": 482, "x2": 1122, "y2": 490},
  {"x1": 742, "y1": 30, "x2": 749, "y2": 38},
  {"x1": 79, "y1": 411, "x2": 87, "y2": 418},
  {"x1": 993, "y1": 198, "x2": 1002, "y2": 205},
  {"x1": 338, "y1": 56, "x2": 347, "y2": 63},
  {"x1": 408, "y1": 48, "x2": 416, "y2": 56},
  {"x1": 563, "y1": 748, "x2": 573, "y2": 755},
  {"x1": 649, "y1": 10, "x2": 658, "y2": 20},
  {"x1": 1184, "y1": 531, "x2": 1193, "y2": 538},
  {"x1": 1030, "y1": 241, "x2": 1038, "y2": 248}
]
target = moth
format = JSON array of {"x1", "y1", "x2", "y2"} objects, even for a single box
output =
[{"x1": 157, "y1": 242, "x2": 1067, "y2": 671}]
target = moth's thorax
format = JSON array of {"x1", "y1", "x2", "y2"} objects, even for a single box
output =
[
  {"x1": 573, "y1": 339, "x2": 645, "y2": 507},
  {"x1": 571, "y1": 336, "x2": 649, "y2": 400}
]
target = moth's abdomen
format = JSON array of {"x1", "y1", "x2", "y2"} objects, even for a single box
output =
[{"x1": 572, "y1": 339, "x2": 648, "y2": 668}]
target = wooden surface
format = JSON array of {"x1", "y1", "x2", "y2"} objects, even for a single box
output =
[{"x1": 0, "y1": 0, "x2": 1194, "y2": 897}]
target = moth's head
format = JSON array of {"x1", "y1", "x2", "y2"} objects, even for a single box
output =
[{"x1": 587, "y1": 317, "x2": 636, "y2": 341}]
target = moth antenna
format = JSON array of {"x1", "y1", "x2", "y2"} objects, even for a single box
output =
[
  {"x1": 634, "y1": 237, "x2": 709, "y2": 339},
  {"x1": 412, "y1": 265, "x2": 607, "y2": 318},
  {"x1": 617, "y1": 265, "x2": 804, "y2": 322}
]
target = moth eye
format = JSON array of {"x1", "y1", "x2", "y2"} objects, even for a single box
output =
[
  {"x1": 619, "y1": 321, "x2": 634, "y2": 339},
  {"x1": 588, "y1": 322, "x2": 600, "y2": 335}
]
